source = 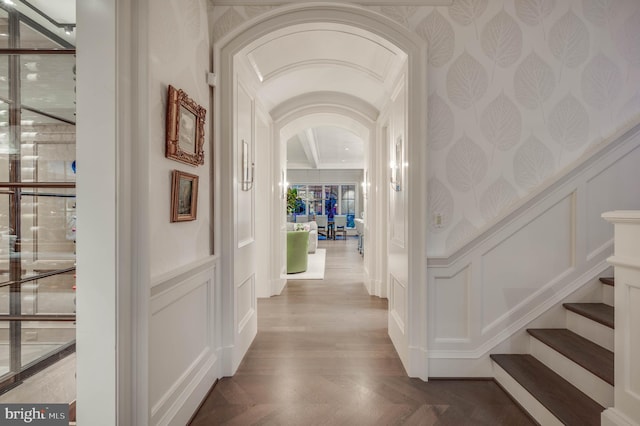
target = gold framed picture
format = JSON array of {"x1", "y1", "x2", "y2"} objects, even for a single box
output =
[
  {"x1": 170, "y1": 170, "x2": 199, "y2": 222},
  {"x1": 166, "y1": 85, "x2": 206, "y2": 166}
]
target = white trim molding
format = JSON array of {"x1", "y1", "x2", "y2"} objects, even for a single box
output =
[
  {"x1": 427, "y1": 119, "x2": 640, "y2": 376},
  {"x1": 215, "y1": 2, "x2": 429, "y2": 378},
  {"x1": 602, "y1": 211, "x2": 640, "y2": 426}
]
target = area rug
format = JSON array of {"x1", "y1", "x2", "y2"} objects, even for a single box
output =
[{"x1": 286, "y1": 249, "x2": 326, "y2": 280}]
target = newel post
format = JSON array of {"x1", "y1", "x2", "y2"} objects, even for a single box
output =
[{"x1": 601, "y1": 211, "x2": 640, "y2": 426}]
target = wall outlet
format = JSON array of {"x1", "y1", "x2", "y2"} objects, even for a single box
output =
[{"x1": 25, "y1": 331, "x2": 38, "y2": 342}]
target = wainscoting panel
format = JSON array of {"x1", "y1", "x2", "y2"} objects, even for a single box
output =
[
  {"x1": 236, "y1": 82, "x2": 255, "y2": 248},
  {"x1": 433, "y1": 266, "x2": 470, "y2": 341},
  {"x1": 237, "y1": 274, "x2": 256, "y2": 333},
  {"x1": 427, "y1": 120, "x2": 640, "y2": 375},
  {"x1": 481, "y1": 196, "x2": 573, "y2": 330},
  {"x1": 149, "y1": 262, "x2": 217, "y2": 426},
  {"x1": 390, "y1": 274, "x2": 406, "y2": 333}
]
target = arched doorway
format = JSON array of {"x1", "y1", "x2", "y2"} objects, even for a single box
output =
[{"x1": 214, "y1": 3, "x2": 428, "y2": 379}]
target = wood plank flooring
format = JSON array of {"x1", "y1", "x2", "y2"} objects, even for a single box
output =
[{"x1": 190, "y1": 238, "x2": 534, "y2": 425}]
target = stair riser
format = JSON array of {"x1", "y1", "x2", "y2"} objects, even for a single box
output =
[
  {"x1": 492, "y1": 361, "x2": 563, "y2": 426},
  {"x1": 602, "y1": 285, "x2": 614, "y2": 307},
  {"x1": 530, "y1": 337, "x2": 613, "y2": 407},
  {"x1": 566, "y1": 311, "x2": 614, "y2": 351}
]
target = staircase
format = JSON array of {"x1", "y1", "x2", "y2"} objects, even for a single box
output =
[{"x1": 492, "y1": 277, "x2": 615, "y2": 425}]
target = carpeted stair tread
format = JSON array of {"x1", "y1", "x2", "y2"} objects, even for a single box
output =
[
  {"x1": 599, "y1": 277, "x2": 615, "y2": 286},
  {"x1": 563, "y1": 303, "x2": 614, "y2": 329},
  {"x1": 491, "y1": 354, "x2": 604, "y2": 426},
  {"x1": 527, "y1": 328, "x2": 613, "y2": 385}
]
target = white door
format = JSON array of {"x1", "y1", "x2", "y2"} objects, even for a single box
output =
[
  {"x1": 232, "y1": 80, "x2": 258, "y2": 370},
  {"x1": 387, "y1": 78, "x2": 410, "y2": 370}
]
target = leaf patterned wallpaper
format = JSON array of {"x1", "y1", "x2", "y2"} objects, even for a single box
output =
[{"x1": 209, "y1": 0, "x2": 640, "y2": 256}]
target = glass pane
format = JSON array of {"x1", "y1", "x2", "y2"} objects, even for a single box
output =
[
  {"x1": 19, "y1": 21, "x2": 63, "y2": 49},
  {"x1": 341, "y1": 185, "x2": 355, "y2": 201},
  {"x1": 307, "y1": 185, "x2": 322, "y2": 216},
  {"x1": 324, "y1": 185, "x2": 338, "y2": 217},
  {"x1": 33, "y1": 142, "x2": 76, "y2": 183},
  {"x1": 21, "y1": 272, "x2": 75, "y2": 315},
  {"x1": 0, "y1": 55, "x2": 8, "y2": 101},
  {"x1": 19, "y1": 322, "x2": 75, "y2": 369},
  {"x1": 0, "y1": 285, "x2": 7, "y2": 375},
  {"x1": 21, "y1": 54, "x2": 76, "y2": 123},
  {"x1": 341, "y1": 199, "x2": 355, "y2": 215},
  {"x1": 21, "y1": 194, "x2": 76, "y2": 266},
  {"x1": 0, "y1": 101, "x2": 8, "y2": 181},
  {"x1": 309, "y1": 185, "x2": 322, "y2": 200},
  {"x1": 291, "y1": 185, "x2": 306, "y2": 214},
  {"x1": 0, "y1": 10, "x2": 7, "y2": 49},
  {"x1": 0, "y1": 193, "x2": 11, "y2": 285}
]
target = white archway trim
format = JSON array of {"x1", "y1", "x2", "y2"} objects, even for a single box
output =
[
  {"x1": 271, "y1": 91, "x2": 379, "y2": 123},
  {"x1": 215, "y1": 2, "x2": 428, "y2": 379},
  {"x1": 279, "y1": 110, "x2": 372, "y2": 143}
]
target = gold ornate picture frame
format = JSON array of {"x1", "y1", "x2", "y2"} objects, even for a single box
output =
[
  {"x1": 170, "y1": 170, "x2": 199, "y2": 222},
  {"x1": 166, "y1": 85, "x2": 206, "y2": 166}
]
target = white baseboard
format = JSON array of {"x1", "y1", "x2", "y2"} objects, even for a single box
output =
[
  {"x1": 151, "y1": 352, "x2": 219, "y2": 426},
  {"x1": 602, "y1": 408, "x2": 640, "y2": 426}
]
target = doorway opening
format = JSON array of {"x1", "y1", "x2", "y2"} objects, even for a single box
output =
[{"x1": 216, "y1": 3, "x2": 428, "y2": 379}]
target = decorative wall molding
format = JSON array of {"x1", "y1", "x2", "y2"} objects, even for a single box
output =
[
  {"x1": 602, "y1": 211, "x2": 640, "y2": 426},
  {"x1": 427, "y1": 120, "x2": 640, "y2": 368},
  {"x1": 150, "y1": 255, "x2": 218, "y2": 292},
  {"x1": 150, "y1": 265, "x2": 218, "y2": 426}
]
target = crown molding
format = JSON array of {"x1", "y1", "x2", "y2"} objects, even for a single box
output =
[{"x1": 212, "y1": 0, "x2": 452, "y2": 5}]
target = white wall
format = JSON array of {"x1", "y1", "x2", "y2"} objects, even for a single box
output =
[
  {"x1": 255, "y1": 109, "x2": 273, "y2": 298},
  {"x1": 147, "y1": 0, "x2": 219, "y2": 424},
  {"x1": 149, "y1": 0, "x2": 213, "y2": 276},
  {"x1": 77, "y1": 1, "x2": 118, "y2": 424},
  {"x1": 210, "y1": 1, "x2": 640, "y2": 257}
]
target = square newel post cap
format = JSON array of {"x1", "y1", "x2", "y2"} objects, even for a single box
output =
[{"x1": 602, "y1": 210, "x2": 640, "y2": 223}]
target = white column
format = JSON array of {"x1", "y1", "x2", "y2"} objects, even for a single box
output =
[{"x1": 602, "y1": 211, "x2": 640, "y2": 426}]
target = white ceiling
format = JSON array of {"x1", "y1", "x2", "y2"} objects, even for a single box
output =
[
  {"x1": 236, "y1": 22, "x2": 407, "y2": 170},
  {"x1": 287, "y1": 126, "x2": 365, "y2": 170}
]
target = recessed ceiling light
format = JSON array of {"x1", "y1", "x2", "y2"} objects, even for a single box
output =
[{"x1": 344, "y1": 147, "x2": 349, "y2": 151}]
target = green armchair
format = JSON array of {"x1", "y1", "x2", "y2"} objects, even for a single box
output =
[{"x1": 287, "y1": 230, "x2": 309, "y2": 274}]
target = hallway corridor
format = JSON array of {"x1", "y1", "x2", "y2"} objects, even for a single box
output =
[{"x1": 190, "y1": 239, "x2": 534, "y2": 425}]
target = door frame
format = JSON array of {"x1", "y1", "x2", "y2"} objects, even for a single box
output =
[{"x1": 215, "y1": 2, "x2": 428, "y2": 379}]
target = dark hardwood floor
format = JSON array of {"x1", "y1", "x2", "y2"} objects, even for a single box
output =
[{"x1": 190, "y1": 238, "x2": 534, "y2": 425}]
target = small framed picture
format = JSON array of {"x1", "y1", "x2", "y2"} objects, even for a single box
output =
[
  {"x1": 171, "y1": 170, "x2": 199, "y2": 222},
  {"x1": 166, "y1": 85, "x2": 206, "y2": 166}
]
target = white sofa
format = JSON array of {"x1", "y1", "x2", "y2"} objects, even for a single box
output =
[{"x1": 286, "y1": 221, "x2": 318, "y2": 253}]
